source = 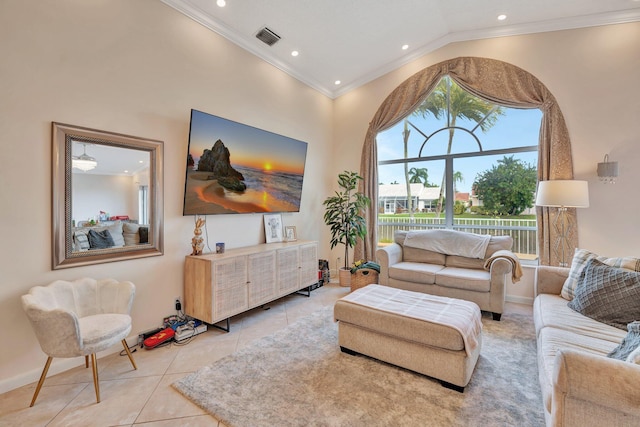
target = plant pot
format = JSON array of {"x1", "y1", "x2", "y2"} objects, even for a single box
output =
[{"x1": 338, "y1": 267, "x2": 352, "y2": 287}]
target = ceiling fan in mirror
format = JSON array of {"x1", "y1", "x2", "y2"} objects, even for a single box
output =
[{"x1": 72, "y1": 142, "x2": 98, "y2": 172}]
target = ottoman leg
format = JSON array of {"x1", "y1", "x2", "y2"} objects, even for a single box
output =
[
  {"x1": 441, "y1": 380, "x2": 465, "y2": 393},
  {"x1": 340, "y1": 346, "x2": 357, "y2": 356},
  {"x1": 492, "y1": 312, "x2": 502, "y2": 321}
]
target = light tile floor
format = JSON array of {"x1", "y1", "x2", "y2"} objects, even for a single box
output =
[{"x1": 0, "y1": 283, "x2": 532, "y2": 427}]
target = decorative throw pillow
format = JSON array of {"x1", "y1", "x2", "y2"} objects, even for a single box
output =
[
  {"x1": 139, "y1": 226, "x2": 149, "y2": 244},
  {"x1": 103, "y1": 221, "x2": 124, "y2": 247},
  {"x1": 73, "y1": 230, "x2": 90, "y2": 251},
  {"x1": 123, "y1": 222, "x2": 141, "y2": 246},
  {"x1": 568, "y1": 259, "x2": 640, "y2": 330},
  {"x1": 561, "y1": 248, "x2": 640, "y2": 300},
  {"x1": 608, "y1": 321, "x2": 640, "y2": 360},
  {"x1": 88, "y1": 229, "x2": 115, "y2": 249}
]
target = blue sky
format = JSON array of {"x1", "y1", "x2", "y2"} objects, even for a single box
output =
[{"x1": 377, "y1": 107, "x2": 543, "y2": 193}]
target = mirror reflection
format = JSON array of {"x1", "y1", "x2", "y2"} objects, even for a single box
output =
[{"x1": 52, "y1": 123, "x2": 164, "y2": 269}]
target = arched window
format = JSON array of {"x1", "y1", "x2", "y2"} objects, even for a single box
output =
[
  {"x1": 357, "y1": 57, "x2": 576, "y2": 267},
  {"x1": 377, "y1": 75, "x2": 541, "y2": 257}
]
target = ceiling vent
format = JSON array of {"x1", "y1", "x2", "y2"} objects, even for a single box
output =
[{"x1": 255, "y1": 27, "x2": 281, "y2": 46}]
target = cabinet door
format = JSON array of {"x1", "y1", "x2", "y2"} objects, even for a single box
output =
[
  {"x1": 299, "y1": 243, "x2": 318, "y2": 288},
  {"x1": 212, "y1": 256, "x2": 248, "y2": 321},
  {"x1": 277, "y1": 246, "x2": 300, "y2": 294},
  {"x1": 247, "y1": 251, "x2": 277, "y2": 307}
]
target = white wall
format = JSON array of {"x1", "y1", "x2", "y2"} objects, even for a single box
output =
[
  {"x1": 72, "y1": 174, "x2": 137, "y2": 223},
  {"x1": 331, "y1": 22, "x2": 640, "y2": 299},
  {"x1": 0, "y1": 0, "x2": 332, "y2": 392}
]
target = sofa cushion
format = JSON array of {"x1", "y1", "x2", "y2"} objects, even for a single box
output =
[
  {"x1": 608, "y1": 321, "x2": 640, "y2": 361},
  {"x1": 484, "y1": 235, "x2": 513, "y2": 258},
  {"x1": 123, "y1": 222, "x2": 141, "y2": 245},
  {"x1": 388, "y1": 262, "x2": 444, "y2": 285},
  {"x1": 403, "y1": 229, "x2": 491, "y2": 259},
  {"x1": 88, "y1": 229, "x2": 115, "y2": 249},
  {"x1": 100, "y1": 221, "x2": 125, "y2": 247},
  {"x1": 561, "y1": 248, "x2": 640, "y2": 300},
  {"x1": 568, "y1": 259, "x2": 640, "y2": 330},
  {"x1": 445, "y1": 255, "x2": 484, "y2": 269},
  {"x1": 394, "y1": 230, "x2": 445, "y2": 264},
  {"x1": 73, "y1": 230, "x2": 90, "y2": 251},
  {"x1": 537, "y1": 326, "x2": 621, "y2": 412},
  {"x1": 394, "y1": 230, "x2": 409, "y2": 245},
  {"x1": 533, "y1": 293, "x2": 626, "y2": 343},
  {"x1": 435, "y1": 267, "x2": 491, "y2": 292},
  {"x1": 139, "y1": 226, "x2": 149, "y2": 244},
  {"x1": 403, "y1": 247, "x2": 446, "y2": 265},
  {"x1": 445, "y1": 235, "x2": 513, "y2": 269}
]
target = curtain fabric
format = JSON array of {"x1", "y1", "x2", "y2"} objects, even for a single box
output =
[{"x1": 356, "y1": 57, "x2": 574, "y2": 266}]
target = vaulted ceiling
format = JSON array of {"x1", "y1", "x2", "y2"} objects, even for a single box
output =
[{"x1": 162, "y1": 0, "x2": 640, "y2": 98}]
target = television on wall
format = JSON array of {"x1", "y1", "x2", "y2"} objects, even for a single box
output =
[{"x1": 183, "y1": 109, "x2": 308, "y2": 215}]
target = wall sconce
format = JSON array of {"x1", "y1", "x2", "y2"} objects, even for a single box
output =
[{"x1": 597, "y1": 154, "x2": 618, "y2": 184}]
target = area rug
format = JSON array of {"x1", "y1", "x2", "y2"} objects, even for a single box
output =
[{"x1": 173, "y1": 307, "x2": 544, "y2": 427}]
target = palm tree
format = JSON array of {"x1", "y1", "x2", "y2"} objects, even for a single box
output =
[
  {"x1": 452, "y1": 171, "x2": 464, "y2": 193},
  {"x1": 402, "y1": 120, "x2": 413, "y2": 217},
  {"x1": 409, "y1": 167, "x2": 430, "y2": 185},
  {"x1": 413, "y1": 77, "x2": 504, "y2": 216}
]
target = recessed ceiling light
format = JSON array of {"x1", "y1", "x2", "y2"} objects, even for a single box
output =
[
  {"x1": 402, "y1": 44, "x2": 409, "y2": 50},
  {"x1": 216, "y1": 0, "x2": 226, "y2": 7},
  {"x1": 497, "y1": 14, "x2": 507, "y2": 21},
  {"x1": 334, "y1": 80, "x2": 341, "y2": 85},
  {"x1": 291, "y1": 50, "x2": 299, "y2": 57}
]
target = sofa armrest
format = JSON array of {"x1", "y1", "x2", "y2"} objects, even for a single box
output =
[
  {"x1": 535, "y1": 265, "x2": 569, "y2": 296},
  {"x1": 376, "y1": 244, "x2": 403, "y2": 286},
  {"x1": 552, "y1": 349, "x2": 640, "y2": 426}
]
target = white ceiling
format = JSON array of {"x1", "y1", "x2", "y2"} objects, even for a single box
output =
[
  {"x1": 71, "y1": 141, "x2": 150, "y2": 176},
  {"x1": 161, "y1": 0, "x2": 640, "y2": 98}
]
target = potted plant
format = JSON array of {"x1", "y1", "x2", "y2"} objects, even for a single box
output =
[{"x1": 323, "y1": 170, "x2": 370, "y2": 286}]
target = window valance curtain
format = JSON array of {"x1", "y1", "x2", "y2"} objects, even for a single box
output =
[{"x1": 357, "y1": 56, "x2": 574, "y2": 266}]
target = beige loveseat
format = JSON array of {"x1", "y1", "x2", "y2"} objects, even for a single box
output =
[
  {"x1": 534, "y1": 265, "x2": 640, "y2": 427},
  {"x1": 376, "y1": 229, "x2": 520, "y2": 320}
]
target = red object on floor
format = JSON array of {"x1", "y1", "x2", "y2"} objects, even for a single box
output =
[{"x1": 143, "y1": 327, "x2": 175, "y2": 349}]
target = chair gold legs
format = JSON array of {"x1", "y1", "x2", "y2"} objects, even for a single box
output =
[
  {"x1": 121, "y1": 339, "x2": 138, "y2": 370},
  {"x1": 29, "y1": 345, "x2": 135, "y2": 407},
  {"x1": 29, "y1": 356, "x2": 53, "y2": 407},
  {"x1": 90, "y1": 353, "x2": 100, "y2": 403}
]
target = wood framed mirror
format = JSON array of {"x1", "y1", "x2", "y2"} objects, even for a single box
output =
[{"x1": 52, "y1": 122, "x2": 164, "y2": 269}]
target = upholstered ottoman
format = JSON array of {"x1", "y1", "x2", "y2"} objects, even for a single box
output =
[{"x1": 334, "y1": 284, "x2": 482, "y2": 392}]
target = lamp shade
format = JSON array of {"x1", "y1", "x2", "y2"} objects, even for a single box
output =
[{"x1": 535, "y1": 180, "x2": 589, "y2": 208}]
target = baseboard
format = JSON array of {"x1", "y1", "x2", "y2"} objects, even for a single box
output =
[
  {"x1": 505, "y1": 295, "x2": 533, "y2": 305},
  {"x1": 0, "y1": 335, "x2": 139, "y2": 395}
]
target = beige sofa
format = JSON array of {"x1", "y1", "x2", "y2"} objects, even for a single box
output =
[
  {"x1": 534, "y1": 266, "x2": 640, "y2": 426},
  {"x1": 72, "y1": 221, "x2": 149, "y2": 251},
  {"x1": 376, "y1": 230, "x2": 520, "y2": 320}
]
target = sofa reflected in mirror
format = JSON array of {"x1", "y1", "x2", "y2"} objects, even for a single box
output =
[
  {"x1": 71, "y1": 221, "x2": 151, "y2": 252},
  {"x1": 52, "y1": 122, "x2": 164, "y2": 269}
]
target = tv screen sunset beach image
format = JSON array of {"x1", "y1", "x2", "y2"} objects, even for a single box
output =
[{"x1": 183, "y1": 110, "x2": 308, "y2": 215}]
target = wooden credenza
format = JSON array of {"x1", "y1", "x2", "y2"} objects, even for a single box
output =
[{"x1": 184, "y1": 240, "x2": 318, "y2": 326}]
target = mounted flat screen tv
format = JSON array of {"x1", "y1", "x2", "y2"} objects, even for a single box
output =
[{"x1": 183, "y1": 109, "x2": 308, "y2": 215}]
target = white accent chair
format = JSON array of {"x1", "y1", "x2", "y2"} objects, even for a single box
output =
[{"x1": 21, "y1": 278, "x2": 137, "y2": 406}]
